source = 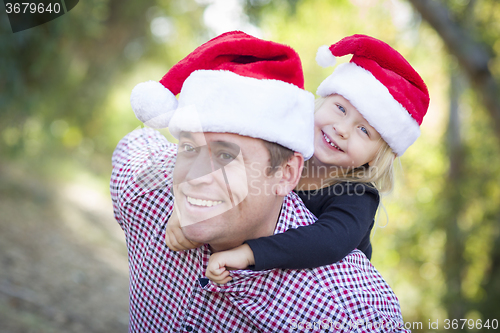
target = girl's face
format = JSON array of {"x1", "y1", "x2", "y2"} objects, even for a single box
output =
[{"x1": 313, "y1": 94, "x2": 383, "y2": 169}]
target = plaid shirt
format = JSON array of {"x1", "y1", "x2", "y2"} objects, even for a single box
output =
[{"x1": 111, "y1": 128, "x2": 409, "y2": 333}]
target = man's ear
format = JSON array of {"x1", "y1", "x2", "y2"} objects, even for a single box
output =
[{"x1": 275, "y1": 152, "x2": 304, "y2": 196}]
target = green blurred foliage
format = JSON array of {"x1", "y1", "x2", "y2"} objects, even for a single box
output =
[{"x1": 1, "y1": 0, "x2": 207, "y2": 178}]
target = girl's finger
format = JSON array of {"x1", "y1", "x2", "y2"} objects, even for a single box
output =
[
  {"x1": 171, "y1": 226, "x2": 191, "y2": 249},
  {"x1": 214, "y1": 275, "x2": 232, "y2": 284},
  {"x1": 166, "y1": 231, "x2": 180, "y2": 251},
  {"x1": 207, "y1": 266, "x2": 226, "y2": 279}
]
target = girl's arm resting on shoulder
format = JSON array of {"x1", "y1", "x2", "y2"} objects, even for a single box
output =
[{"x1": 246, "y1": 187, "x2": 379, "y2": 271}]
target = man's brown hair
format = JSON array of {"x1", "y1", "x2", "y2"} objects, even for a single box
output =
[{"x1": 262, "y1": 141, "x2": 294, "y2": 176}]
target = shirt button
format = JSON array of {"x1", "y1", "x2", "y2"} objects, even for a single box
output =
[{"x1": 185, "y1": 326, "x2": 193, "y2": 332}]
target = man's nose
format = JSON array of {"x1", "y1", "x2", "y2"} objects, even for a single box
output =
[{"x1": 184, "y1": 148, "x2": 216, "y2": 184}]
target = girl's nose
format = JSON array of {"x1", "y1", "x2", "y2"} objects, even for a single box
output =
[{"x1": 333, "y1": 123, "x2": 349, "y2": 139}]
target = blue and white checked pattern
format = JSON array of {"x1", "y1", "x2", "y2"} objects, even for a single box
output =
[{"x1": 111, "y1": 128, "x2": 409, "y2": 333}]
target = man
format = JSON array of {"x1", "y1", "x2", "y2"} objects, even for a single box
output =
[{"x1": 111, "y1": 31, "x2": 407, "y2": 332}]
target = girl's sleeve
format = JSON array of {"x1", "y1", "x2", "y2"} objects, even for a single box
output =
[{"x1": 245, "y1": 185, "x2": 379, "y2": 270}]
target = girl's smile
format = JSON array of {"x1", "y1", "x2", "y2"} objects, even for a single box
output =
[{"x1": 321, "y1": 130, "x2": 344, "y2": 152}]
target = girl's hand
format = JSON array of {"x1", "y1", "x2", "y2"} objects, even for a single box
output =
[
  {"x1": 165, "y1": 207, "x2": 202, "y2": 251},
  {"x1": 206, "y1": 244, "x2": 255, "y2": 284}
]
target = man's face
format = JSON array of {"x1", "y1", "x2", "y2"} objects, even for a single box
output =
[{"x1": 173, "y1": 132, "x2": 282, "y2": 249}]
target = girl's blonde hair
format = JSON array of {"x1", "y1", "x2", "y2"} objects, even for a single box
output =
[{"x1": 315, "y1": 97, "x2": 397, "y2": 194}]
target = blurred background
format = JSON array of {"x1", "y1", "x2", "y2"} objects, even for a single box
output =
[{"x1": 1, "y1": 0, "x2": 499, "y2": 332}]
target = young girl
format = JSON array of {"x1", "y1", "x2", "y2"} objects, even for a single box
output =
[{"x1": 165, "y1": 34, "x2": 430, "y2": 284}]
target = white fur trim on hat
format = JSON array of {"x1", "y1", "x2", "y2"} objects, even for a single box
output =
[
  {"x1": 169, "y1": 70, "x2": 315, "y2": 159},
  {"x1": 317, "y1": 63, "x2": 420, "y2": 156},
  {"x1": 316, "y1": 45, "x2": 337, "y2": 68},
  {"x1": 130, "y1": 81, "x2": 178, "y2": 129}
]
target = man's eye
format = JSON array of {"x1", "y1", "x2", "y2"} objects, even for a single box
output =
[
  {"x1": 181, "y1": 143, "x2": 196, "y2": 152},
  {"x1": 218, "y1": 152, "x2": 235, "y2": 160}
]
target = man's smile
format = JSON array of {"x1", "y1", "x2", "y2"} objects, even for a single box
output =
[{"x1": 186, "y1": 195, "x2": 224, "y2": 207}]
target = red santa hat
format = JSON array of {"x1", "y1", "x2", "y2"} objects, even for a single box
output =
[
  {"x1": 131, "y1": 31, "x2": 315, "y2": 159},
  {"x1": 315, "y1": 34, "x2": 430, "y2": 156}
]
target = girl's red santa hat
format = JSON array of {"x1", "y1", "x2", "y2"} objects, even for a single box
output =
[
  {"x1": 130, "y1": 31, "x2": 315, "y2": 159},
  {"x1": 315, "y1": 34, "x2": 430, "y2": 156}
]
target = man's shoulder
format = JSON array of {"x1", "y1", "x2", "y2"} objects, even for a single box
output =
[
  {"x1": 275, "y1": 192, "x2": 317, "y2": 233},
  {"x1": 312, "y1": 249, "x2": 401, "y2": 308},
  {"x1": 112, "y1": 128, "x2": 177, "y2": 175},
  {"x1": 110, "y1": 128, "x2": 178, "y2": 217},
  {"x1": 310, "y1": 250, "x2": 404, "y2": 325},
  {"x1": 113, "y1": 127, "x2": 176, "y2": 157}
]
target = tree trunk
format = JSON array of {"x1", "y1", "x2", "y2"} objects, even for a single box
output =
[
  {"x1": 441, "y1": 70, "x2": 468, "y2": 323},
  {"x1": 406, "y1": 0, "x2": 500, "y2": 144}
]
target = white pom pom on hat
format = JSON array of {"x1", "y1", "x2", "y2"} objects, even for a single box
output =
[
  {"x1": 130, "y1": 81, "x2": 178, "y2": 129},
  {"x1": 315, "y1": 45, "x2": 337, "y2": 68}
]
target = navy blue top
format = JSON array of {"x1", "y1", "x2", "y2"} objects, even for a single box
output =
[{"x1": 246, "y1": 182, "x2": 379, "y2": 270}]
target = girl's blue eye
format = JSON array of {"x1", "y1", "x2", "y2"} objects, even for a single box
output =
[
  {"x1": 337, "y1": 104, "x2": 346, "y2": 114},
  {"x1": 360, "y1": 127, "x2": 369, "y2": 136}
]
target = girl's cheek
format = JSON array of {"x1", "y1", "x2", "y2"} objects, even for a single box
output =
[{"x1": 314, "y1": 117, "x2": 326, "y2": 129}]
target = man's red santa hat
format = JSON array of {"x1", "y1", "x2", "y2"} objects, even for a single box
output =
[
  {"x1": 315, "y1": 34, "x2": 430, "y2": 156},
  {"x1": 130, "y1": 31, "x2": 315, "y2": 159}
]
